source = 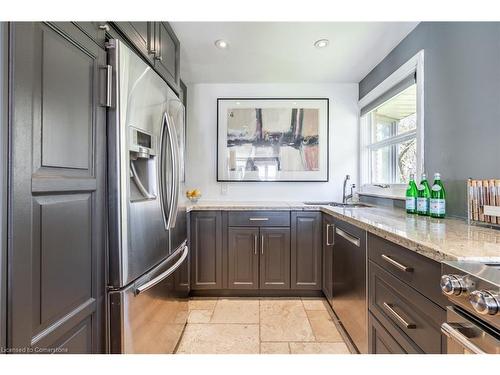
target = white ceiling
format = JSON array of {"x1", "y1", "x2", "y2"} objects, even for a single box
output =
[{"x1": 171, "y1": 22, "x2": 419, "y2": 84}]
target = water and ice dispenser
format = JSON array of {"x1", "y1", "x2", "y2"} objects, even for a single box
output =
[{"x1": 128, "y1": 127, "x2": 158, "y2": 202}]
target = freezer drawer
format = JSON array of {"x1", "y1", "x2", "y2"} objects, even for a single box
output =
[{"x1": 108, "y1": 243, "x2": 189, "y2": 353}]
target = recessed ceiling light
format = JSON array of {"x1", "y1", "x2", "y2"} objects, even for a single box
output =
[
  {"x1": 314, "y1": 39, "x2": 329, "y2": 49},
  {"x1": 214, "y1": 39, "x2": 228, "y2": 49}
]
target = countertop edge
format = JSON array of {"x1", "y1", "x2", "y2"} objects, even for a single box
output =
[{"x1": 187, "y1": 203, "x2": 500, "y2": 263}]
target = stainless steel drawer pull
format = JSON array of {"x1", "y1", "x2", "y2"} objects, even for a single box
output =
[
  {"x1": 335, "y1": 227, "x2": 360, "y2": 247},
  {"x1": 381, "y1": 254, "x2": 413, "y2": 272},
  {"x1": 254, "y1": 234, "x2": 258, "y2": 255},
  {"x1": 261, "y1": 235, "x2": 264, "y2": 255},
  {"x1": 383, "y1": 302, "x2": 416, "y2": 329},
  {"x1": 249, "y1": 217, "x2": 269, "y2": 221}
]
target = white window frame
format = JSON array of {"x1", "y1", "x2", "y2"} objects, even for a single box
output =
[{"x1": 359, "y1": 50, "x2": 424, "y2": 198}]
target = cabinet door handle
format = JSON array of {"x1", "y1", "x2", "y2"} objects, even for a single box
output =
[
  {"x1": 326, "y1": 224, "x2": 333, "y2": 246},
  {"x1": 335, "y1": 227, "x2": 360, "y2": 247},
  {"x1": 383, "y1": 302, "x2": 416, "y2": 329},
  {"x1": 254, "y1": 234, "x2": 258, "y2": 255},
  {"x1": 261, "y1": 235, "x2": 264, "y2": 255},
  {"x1": 249, "y1": 217, "x2": 269, "y2": 221},
  {"x1": 381, "y1": 254, "x2": 413, "y2": 272}
]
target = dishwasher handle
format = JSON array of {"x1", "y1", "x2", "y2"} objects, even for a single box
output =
[{"x1": 335, "y1": 227, "x2": 360, "y2": 247}]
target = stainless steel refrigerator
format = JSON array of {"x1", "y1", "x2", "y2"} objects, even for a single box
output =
[{"x1": 106, "y1": 39, "x2": 189, "y2": 354}]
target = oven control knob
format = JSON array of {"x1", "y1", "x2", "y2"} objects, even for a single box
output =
[
  {"x1": 440, "y1": 274, "x2": 467, "y2": 296},
  {"x1": 469, "y1": 290, "x2": 499, "y2": 315}
]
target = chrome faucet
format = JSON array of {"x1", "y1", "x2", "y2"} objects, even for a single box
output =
[{"x1": 342, "y1": 174, "x2": 356, "y2": 203}]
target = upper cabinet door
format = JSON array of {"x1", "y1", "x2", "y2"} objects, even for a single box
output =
[
  {"x1": 113, "y1": 22, "x2": 155, "y2": 63},
  {"x1": 73, "y1": 22, "x2": 108, "y2": 47},
  {"x1": 291, "y1": 212, "x2": 322, "y2": 290},
  {"x1": 153, "y1": 22, "x2": 180, "y2": 92},
  {"x1": 9, "y1": 22, "x2": 107, "y2": 353}
]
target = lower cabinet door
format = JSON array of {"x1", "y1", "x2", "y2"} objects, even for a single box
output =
[
  {"x1": 191, "y1": 211, "x2": 223, "y2": 289},
  {"x1": 322, "y1": 215, "x2": 335, "y2": 303},
  {"x1": 260, "y1": 227, "x2": 291, "y2": 290},
  {"x1": 291, "y1": 212, "x2": 322, "y2": 289},
  {"x1": 228, "y1": 227, "x2": 259, "y2": 289},
  {"x1": 368, "y1": 312, "x2": 422, "y2": 354}
]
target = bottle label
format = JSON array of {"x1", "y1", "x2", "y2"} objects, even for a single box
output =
[
  {"x1": 406, "y1": 197, "x2": 416, "y2": 210},
  {"x1": 430, "y1": 198, "x2": 445, "y2": 215},
  {"x1": 432, "y1": 185, "x2": 442, "y2": 192},
  {"x1": 417, "y1": 197, "x2": 428, "y2": 212}
]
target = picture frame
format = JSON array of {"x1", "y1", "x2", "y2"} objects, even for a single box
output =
[{"x1": 217, "y1": 98, "x2": 329, "y2": 182}]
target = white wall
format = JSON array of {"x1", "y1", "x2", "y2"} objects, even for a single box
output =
[{"x1": 186, "y1": 83, "x2": 359, "y2": 202}]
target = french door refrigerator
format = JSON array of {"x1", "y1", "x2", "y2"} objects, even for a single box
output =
[{"x1": 106, "y1": 39, "x2": 188, "y2": 354}]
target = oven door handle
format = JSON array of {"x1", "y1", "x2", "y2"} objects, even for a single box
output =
[{"x1": 441, "y1": 323, "x2": 486, "y2": 354}]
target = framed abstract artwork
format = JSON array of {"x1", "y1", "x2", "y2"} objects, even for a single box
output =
[{"x1": 217, "y1": 98, "x2": 329, "y2": 182}]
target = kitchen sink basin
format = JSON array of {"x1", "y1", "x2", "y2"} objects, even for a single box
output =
[{"x1": 303, "y1": 201, "x2": 372, "y2": 208}]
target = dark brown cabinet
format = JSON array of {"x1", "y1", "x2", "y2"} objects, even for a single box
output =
[
  {"x1": 291, "y1": 212, "x2": 322, "y2": 290},
  {"x1": 260, "y1": 228, "x2": 290, "y2": 290},
  {"x1": 153, "y1": 22, "x2": 180, "y2": 90},
  {"x1": 228, "y1": 227, "x2": 259, "y2": 289},
  {"x1": 367, "y1": 233, "x2": 446, "y2": 354},
  {"x1": 227, "y1": 226, "x2": 290, "y2": 290},
  {"x1": 113, "y1": 22, "x2": 154, "y2": 61},
  {"x1": 190, "y1": 211, "x2": 223, "y2": 290},
  {"x1": 8, "y1": 22, "x2": 107, "y2": 353},
  {"x1": 368, "y1": 312, "x2": 422, "y2": 354},
  {"x1": 322, "y1": 214, "x2": 335, "y2": 303},
  {"x1": 112, "y1": 21, "x2": 180, "y2": 93}
]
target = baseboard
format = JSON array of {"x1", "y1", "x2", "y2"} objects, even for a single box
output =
[{"x1": 189, "y1": 289, "x2": 324, "y2": 298}]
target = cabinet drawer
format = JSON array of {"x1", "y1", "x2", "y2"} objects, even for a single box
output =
[
  {"x1": 369, "y1": 261, "x2": 445, "y2": 353},
  {"x1": 228, "y1": 211, "x2": 290, "y2": 227},
  {"x1": 368, "y1": 233, "x2": 447, "y2": 307},
  {"x1": 368, "y1": 312, "x2": 422, "y2": 354}
]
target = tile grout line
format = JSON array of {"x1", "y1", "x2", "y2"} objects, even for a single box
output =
[{"x1": 301, "y1": 298, "x2": 318, "y2": 343}]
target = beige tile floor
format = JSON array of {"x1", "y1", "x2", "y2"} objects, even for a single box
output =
[{"x1": 175, "y1": 297, "x2": 351, "y2": 354}]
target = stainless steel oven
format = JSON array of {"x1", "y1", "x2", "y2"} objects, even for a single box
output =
[{"x1": 441, "y1": 262, "x2": 500, "y2": 354}]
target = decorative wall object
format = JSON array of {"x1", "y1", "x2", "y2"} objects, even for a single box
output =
[{"x1": 217, "y1": 98, "x2": 329, "y2": 182}]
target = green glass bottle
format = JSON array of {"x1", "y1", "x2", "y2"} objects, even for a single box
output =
[
  {"x1": 430, "y1": 172, "x2": 446, "y2": 218},
  {"x1": 405, "y1": 173, "x2": 418, "y2": 214},
  {"x1": 417, "y1": 173, "x2": 431, "y2": 216}
]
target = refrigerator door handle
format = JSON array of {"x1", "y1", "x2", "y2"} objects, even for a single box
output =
[
  {"x1": 158, "y1": 113, "x2": 169, "y2": 230},
  {"x1": 165, "y1": 112, "x2": 180, "y2": 229},
  {"x1": 134, "y1": 242, "x2": 188, "y2": 295}
]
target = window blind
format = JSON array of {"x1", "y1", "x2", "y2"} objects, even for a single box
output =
[{"x1": 360, "y1": 72, "x2": 416, "y2": 117}]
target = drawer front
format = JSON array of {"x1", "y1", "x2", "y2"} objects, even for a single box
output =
[
  {"x1": 368, "y1": 233, "x2": 447, "y2": 307},
  {"x1": 368, "y1": 312, "x2": 422, "y2": 354},
  {"x1": 228, "y1": 211, "x2": 290, "y2": 227},
  {"x1": 369, "y1": 261, "x2": 445, "y2": 354}
]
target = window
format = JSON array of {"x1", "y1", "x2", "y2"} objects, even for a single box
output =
[
  {"x1": 359, "y1": 51, "x2": 424, "y2": 191},
  {"x1": 367, "y1": 84, "x2": 417, "y2": 184}
]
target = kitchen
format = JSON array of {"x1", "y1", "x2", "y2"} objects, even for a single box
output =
[{"x1": 1, "y1": 0, "x2": 500, "y2": 372}]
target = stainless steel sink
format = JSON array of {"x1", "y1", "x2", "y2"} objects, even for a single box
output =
[{"x1": 303, "y1": 201, "x2": 372, "y2": 208}]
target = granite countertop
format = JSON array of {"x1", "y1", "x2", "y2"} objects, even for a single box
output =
[{"x1": 187, "y1": 201, "x2": 500, "y2": 263}]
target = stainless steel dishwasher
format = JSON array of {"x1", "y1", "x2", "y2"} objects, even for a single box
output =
[{"x1": 332, "y1": 219, "x2": 367, "y2": 353}]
